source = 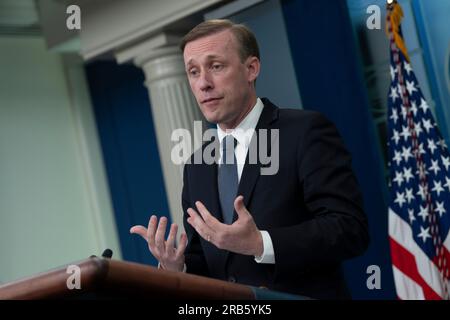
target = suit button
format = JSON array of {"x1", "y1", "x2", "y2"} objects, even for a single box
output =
[{"x1": 228, "y1": 276, "x2": 236, "y2": 283}]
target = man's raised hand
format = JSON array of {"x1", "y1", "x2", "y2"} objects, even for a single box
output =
[{"x1": 130, "y1": 215, "x2": 188, "y2": 272}]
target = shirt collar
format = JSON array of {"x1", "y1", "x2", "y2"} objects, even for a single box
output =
[{"x1": 217, "y1": 97, "x2": 264, "y2": 148}]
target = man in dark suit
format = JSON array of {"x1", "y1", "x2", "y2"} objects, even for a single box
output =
[{"x1": 130, "y1": 19, "x2": 369, "y2": 299}]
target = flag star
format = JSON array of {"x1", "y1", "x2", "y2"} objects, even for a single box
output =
[
  {"x1": 404, "y1": 61, "x2": 413, "y2": 75},
  {"x1": 416, "y1": 165, "x2": 428, "y2": 180},
  {"x1": 390, "y1": 65, "x2": 397, "y2": 80},
  {"x1": 410, "y1": 101, "x2": 418, "y2": 117},
  {"x1": 408, "y1": 208, "x2": 416, "y2": 224},
  {"x1": 398, "y1": 83, "x2": 403, "y2": 97},
  {"x1": 429, "y1": 159, "x2": 441, "y2": 175},
  {"x1": 417, "y1": 184, "x2": 427, "y2": 201},
  {"x1": 401, "y1": 146, "x2": 413, "y2": 162},
  {"x1": 417, "y1": 226, "x2": 431, "y2": 243},
  {"x1": 393, "y1": 171, "x2": 404, "y2": 187},
  {"x1": 394, "y1": 191, "x2": 406, "y2": 208},
  {"x1": 390, "y1": 109, "x2": 399, "y2": 124},
  {"x1": 419, "y1": 98, "x2": 429, "y2": 113},
  {"x1": 400, "y1": 125, "x2": 411, "y2": 141},
  {"x1": 393, "y1": 150, "x2": 402, "y2": 165},
  {"x1": 427, "y1": 139, "x2": 437, "y2": 154},
  {"x1": 406, "y1": 80, "x2": 418, "y2": 95},
  {"x1": 434, "y1": 201, "x2": 445, "y2": 217},
  {"x1": 405, "y1": 188, "x2": 414, "y2": 203},
  {"x1": 438, "y1": 138, "x2": 448, "y2": 150},
  {"x1": 391, "y1": 129, "x2": 400, "y2": 145},
  {"x1": 417, "y1": 204, "x2": 429, "y2": 222},
  {"x1": 418, "y1": 143, "x2": 426, "y2": 155},
  {"x1": 431, "y1": 180, "x2": 444, "y2": 196},
  {"x1": 441, "y1": 156, "x2": 450, "y2": 171},
  {"x1": 422, "y1": 119, "x2": 433, "y2": 133},
  {"x1": 400, "y1": 105, "x2": 408, "y2": 119},
  {"x1": 390, "y1": 86, "x2": 399, "y2": 103},
  {"x1": 444, "y1": 177, "x2": 450, "y2": 192},
  {"x1": 413, "y1": 122, "x2": 422, "y2": 137},
  {"x1": 403, "y1": 167, "x2": 414, "y2": 183}
]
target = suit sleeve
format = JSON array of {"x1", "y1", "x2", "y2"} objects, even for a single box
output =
[
  {"x1": 268, "y1": 112, "x2": 370, "y2": 275},
  {"x1": 182, "y1": 164, "x2": 210, "y2": 277}
]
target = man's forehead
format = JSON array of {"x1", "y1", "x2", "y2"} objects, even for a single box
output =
[{"x1": 183, "y1": 30, "x2": 236, "y2": 62}]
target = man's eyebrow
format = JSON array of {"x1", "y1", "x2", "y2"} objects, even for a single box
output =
[
  {"x1": 186, "y1": 59, "x2": 195, "y2": 67},
  {"x1": 204, "y1": 54, "x2": 224, "y2": 60}
]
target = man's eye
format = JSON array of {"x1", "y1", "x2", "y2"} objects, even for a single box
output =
[
  {"x1": 212, "y1": 64, "x2": 223, "y2": 71},
  {"x1": 189, "y1": 69, "x2": 199, "y2": 76}
]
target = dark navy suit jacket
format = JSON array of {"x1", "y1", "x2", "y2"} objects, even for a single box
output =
[{"x1": 181, "y1": 98, "x2": 369, "y2": 299}]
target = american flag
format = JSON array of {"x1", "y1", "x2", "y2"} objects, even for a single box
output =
[{"x1": 386, "y1": 2, "x2": 450, "y2": 300}]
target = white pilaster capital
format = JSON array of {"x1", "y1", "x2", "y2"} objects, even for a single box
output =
[
  {"x1": 115, "y1": 32, "x2": 182, "y2": 64},
  {"x1": 134, "y1": 46, "x2": 187, "y2": 86}
]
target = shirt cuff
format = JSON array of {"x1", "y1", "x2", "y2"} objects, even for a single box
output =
[
  {"x1": 158, "y1": 262, "x2": 187, "y2": 273},
  {"x1": 254, "y1": 230, "x2": 275, "y2": 264}
]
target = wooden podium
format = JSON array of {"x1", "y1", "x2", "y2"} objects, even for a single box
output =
[{"x1": 0, "y1": 257, "x2": 255, "y2": 300}]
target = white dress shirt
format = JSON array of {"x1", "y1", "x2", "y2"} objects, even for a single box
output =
[{"x1": 217, "y1": 98, "x2": 275, "y2": 264}]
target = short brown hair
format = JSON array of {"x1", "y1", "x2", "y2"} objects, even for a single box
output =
[{"x1": 180, "y1": 19, "x2": 260, "y2": 63}]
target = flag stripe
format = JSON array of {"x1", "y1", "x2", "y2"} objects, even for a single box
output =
[
  {"x1": 392, "y1": 265, "x2": 425, "y2": 300},
  {"x1": 390, "y1": 236, "x2": 442, "y2": 299},
  {"x1": 389, "y1": 208, "x2": 444, "y2": 297},
  {"x1": 432, "y1": 239, "x2": 450, "y2": 281}
]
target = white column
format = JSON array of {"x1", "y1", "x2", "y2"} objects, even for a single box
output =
[{"x1": 133, "y1": 46, "x2": 206, "y2": 234}]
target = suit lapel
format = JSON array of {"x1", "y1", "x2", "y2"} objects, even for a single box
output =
[
  {"x1": 221, "y1": 99, "x2": 279, "y2": 268},
  {"x1": 235, "y1": 98, "x2": 279, "y2": 219},
  {"x1": 199, "y1": 136, "x2": 223, "y2": 222},
  {"x1": 197, "y1": 136, "x2": 230, "y2": 277}
]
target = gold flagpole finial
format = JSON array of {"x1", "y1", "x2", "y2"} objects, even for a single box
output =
[
  {"x1": 386, "y1": 0, "x2": 396, "y2": 9},
  {"x1": 385, "y1": 0, "x2": 410, "y2": 61}
]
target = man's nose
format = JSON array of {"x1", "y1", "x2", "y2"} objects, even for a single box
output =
[{"x1": 199, "y1": 71, "x2": 213, "y2": 91}]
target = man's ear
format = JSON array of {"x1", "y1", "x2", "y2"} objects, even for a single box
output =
[{"x1": 246, "y1": 56, "x2": 260, "y2": 83}]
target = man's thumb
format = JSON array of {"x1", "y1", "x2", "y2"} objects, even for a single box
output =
[{"x1": 234, "y1": 195, "x2": 248, "y2": 216}]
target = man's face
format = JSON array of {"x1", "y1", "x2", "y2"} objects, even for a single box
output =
[{"x1": 183, "y1": 29, "x2": 258, "y2": 129}]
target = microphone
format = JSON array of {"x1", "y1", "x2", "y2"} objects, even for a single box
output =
[
  {"x1": 90, "y1": 248, "x2": 113, "y2": 259},
  {"x1": 101, "y1": 248, "x2": 113, "y2": 259}
]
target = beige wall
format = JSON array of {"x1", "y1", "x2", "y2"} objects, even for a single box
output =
[{"x1": 0, "y1": 36, "x2": 121, "y2": 283}]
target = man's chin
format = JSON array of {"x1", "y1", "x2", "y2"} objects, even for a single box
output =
[
  {"x1": 204, "y1": 116, "x2": 219, "y2": 125},
  {"x1": 202, "y1": 111, "x2": 221, "y2": 124}
]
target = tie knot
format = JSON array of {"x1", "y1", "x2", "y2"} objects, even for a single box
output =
[{"x1": 222, "y1": 135, "x2": 237, "y2": 165}]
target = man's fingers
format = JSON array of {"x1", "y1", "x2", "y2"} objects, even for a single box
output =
[
  {"x1": 154, "y1": 216, "x2": 168, "y2": 256},
  {"x1": 147, "y1": 215, "x2": 158, "y2": 248},
  {"x1": 129, "y1": 225, "x2": 148, "y2": 241},
  {"x1": 166, "y1": 223, "x2": 178, "y2": 251},
  {"x1": 187, "y1": 207, "x2": 214, "y2": 242},
  {"x1": 195, "y1": 201, "x2": 221, "y2": 229},
  {"x1": 175, "y1": 233, "x2": 188, "y2": 258}
]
